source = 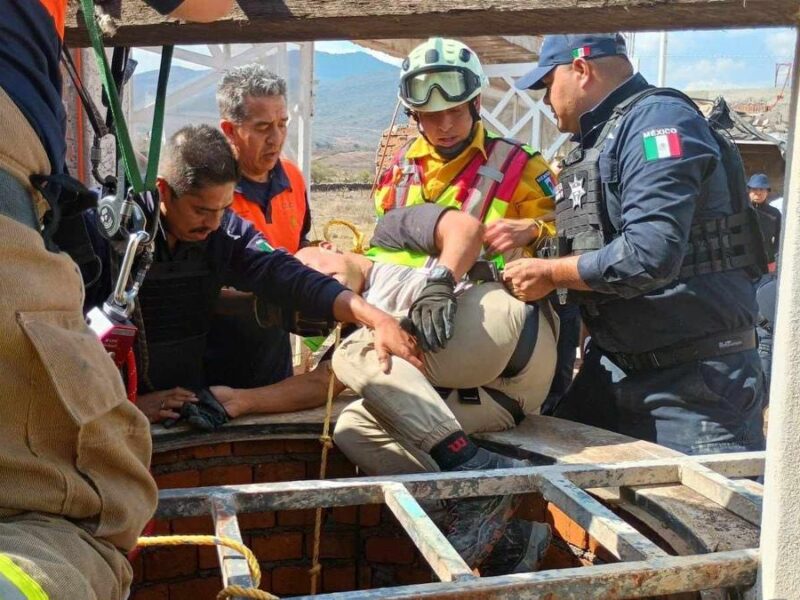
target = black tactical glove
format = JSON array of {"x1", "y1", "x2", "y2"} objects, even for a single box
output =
[
  {"x1": 163, "y1": 388, "x2": 230, "y2": 431},
  {"x1": 408, "y1": 265, "x2": 457, "y2": 353}
]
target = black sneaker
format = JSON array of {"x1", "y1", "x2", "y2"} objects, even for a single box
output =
[
  {"x1": 451, "y1": 446, "x2": 529, "y2": 473},
  {"x1": 444, "y1": 448, "x2": 529, "y2": 568},
  {"x1": 480, "y1": 519, "x2": 552, "y2": 576}
]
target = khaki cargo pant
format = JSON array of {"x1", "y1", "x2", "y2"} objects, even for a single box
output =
[
  {"x1": 0, "y1": 87, "x2": 158, "y2": 599},
  {"x1": 332, "y1": 282, "x2": 558, "y2": 475}
]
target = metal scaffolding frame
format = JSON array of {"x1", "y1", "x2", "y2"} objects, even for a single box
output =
[
  {"x1": 61, "y1": 3, "x2": 798, "y2": 597},
  {"x1": 157, "y1": 452, "x2": 764, "y2": 599},
  {"x1": 481, "y1": 63, "x2": 572, "y2": 161}
]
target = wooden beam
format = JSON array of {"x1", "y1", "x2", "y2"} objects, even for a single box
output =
[
  {"x1": 65, "y1": 0, "x2": 800, "y2": 48},
  {"x1": 357, "y1": 37, "x2": 540, "y2": 64}
]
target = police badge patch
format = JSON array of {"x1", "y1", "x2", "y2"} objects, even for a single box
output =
[{"x1": 568, "y1": 175, "x2": 586, "y2": 209}]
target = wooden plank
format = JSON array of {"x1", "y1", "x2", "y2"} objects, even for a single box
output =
[
  {"x1": 64, "y1": 0, "x2": 799, "y2": 47},
  {"x1": 538, "y1": 474, "x2": 668, "y2": 561},
  {"x1": 210, "y1": 496, "x2": 254, "y2": 591},
  {"x1": 156, "y1": 455, "x2": 760, "y2": 518},
  {"x1": 477, "y1": 418, "x2": 761, "y2": 569},
  {"x1": 288, "y1": 550, "x2": 759, "y2": 600},
  {"x1": 477, "y1": 414, "x2": 683, "y2": 465},
  {"x1": 382, "y1": 483, "x2": 475, "y2": 583},
  {"x1": 679, "y1": 462, "x2": 762, "y2": 526},
  {"x1": 357, "y1": 36, "x2": 540, "y2": 64}
]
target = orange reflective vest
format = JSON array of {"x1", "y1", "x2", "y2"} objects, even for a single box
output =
[
  {"x1": 41, "y1": 1, "x2": 65, "y2": 38},
  {"x1": 231, "y1": 159, "x2": 308, "y2": 254}
]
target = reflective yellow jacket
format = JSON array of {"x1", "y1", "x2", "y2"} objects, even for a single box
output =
[{"x1": 373, "y1": 124, "x2": 557, "y2": 245}]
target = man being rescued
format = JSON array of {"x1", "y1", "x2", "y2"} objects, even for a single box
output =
[
  {"x1": 293, "y1": 37, "x2": 559, "y2": 574},
  {"x1": 296, "y1": 203, "x2": 558, "y2": 575}
]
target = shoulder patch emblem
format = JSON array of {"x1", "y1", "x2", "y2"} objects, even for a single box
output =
[
  {"x1": 536, "y1": 171, "x2": 556, "y2": 196},
  {"x1": 642, "y1": 128, "x2": 682, "y2": 160},
  {"x1": 255, "y1": 238, "x2": 274, "y2": 253}
]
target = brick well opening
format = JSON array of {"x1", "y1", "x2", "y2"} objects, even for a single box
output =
[{"x1": 131, "y1": 429, "x2": 697, "y2": 600}]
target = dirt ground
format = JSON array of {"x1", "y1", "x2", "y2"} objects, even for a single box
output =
[{"x1": 307, "y1": 188, "x2": 377, "y2": 249}]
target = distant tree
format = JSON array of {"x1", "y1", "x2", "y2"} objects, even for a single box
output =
[
  {"x1": 356, "y1": 170, "x2": 373, "y2": 184},
  {"x1": 310, "y1": 161, "x2": 338, "y2": 183}
]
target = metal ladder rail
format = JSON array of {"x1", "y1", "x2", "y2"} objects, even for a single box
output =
[{"x1": 157, "y1": 452, "x2": 764, "y2": 599}]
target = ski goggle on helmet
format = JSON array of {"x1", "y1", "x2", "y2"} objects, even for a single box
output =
[{"x1": 399, "y1": 38, "x2": 488, "y2": 113}]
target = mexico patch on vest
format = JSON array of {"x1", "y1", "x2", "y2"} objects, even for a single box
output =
[
  {"x1": 642, "y1": 128, "x2": 682, "y2": 160},
  {"x1": 536, "y1": 171, "x2": 556, "y2": 196},
  {"x1": 255, "y1": 239, "x2": 274, "y2": 253}
]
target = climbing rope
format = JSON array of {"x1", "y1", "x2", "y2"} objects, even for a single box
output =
[
  {"x1": 371, "y1": 99, "x2": 403, "y2": 200},
  {"x1": 136, "y1": 535, "x2": 278, "y2": 599},
  {"x1": 136, "y1": 333, "x2": 344, "y2": 598},
  {"x1": 322, "y1": 219, "x2": 367, "y2": 254},
  {"x1": 309, "y1": 324, "x2": 343, "y2": 595}
]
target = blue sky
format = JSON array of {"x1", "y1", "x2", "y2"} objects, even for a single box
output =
[
  {"x1": 133, "y1": 28, "x2": 796, "y2": 91},
  {"x1": 319, "y1": 28, "x2": 797, "y2": 91},
  {"x1": 629, "y1": 29, "x2": 796, "y2": 90}
]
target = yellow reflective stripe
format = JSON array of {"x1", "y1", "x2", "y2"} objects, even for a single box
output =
[
  {"x1": 484, "y1": 197, "x2": 509, "y2": 224},
  {"x1": 435, "y1": 187, "x2": 461, "y2": 209},
  {"x1": 373, "y1": 188, "x2": 386, "y2": 216},
  {"x1": 374, "y1": 184, "x2": 427, "y2": 216},
  {"x1": 0, "y1": 555, "x2": 48, "y2": 600},
  {"x1": 365, "y1": 246, "x2": 430, "y2": 268},
  {"x1": 402, "y1": 186, "x2": 425, "y2": 208}
]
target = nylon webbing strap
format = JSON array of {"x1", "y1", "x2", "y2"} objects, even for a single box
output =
[
  {"x1": 79, "y1": 0, "x2": 173, "y2": 192},
  {"x1": 463, "y1": 139, "x2": 522, "y2": 221},
  {"x1": 145, "y1": 48, "x2": 173, "y2": 190}
]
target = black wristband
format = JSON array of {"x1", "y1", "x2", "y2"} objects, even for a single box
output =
[{"x1": 427, "y1": 265, "x2": 456, "y2": 288}]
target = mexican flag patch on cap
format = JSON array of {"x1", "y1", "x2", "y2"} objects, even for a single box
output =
[
  {"x1": 572, "y1": 46, "x2": 591, "y2": 59},
  {"x1": 642, "y1": 128, "x2": 682, "y2": 160}
]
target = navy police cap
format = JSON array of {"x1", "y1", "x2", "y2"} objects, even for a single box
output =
[
  {"x1": 747, "y1": 173, "x2": 771, "y2": 190},
  {"x1": 516, "y1": 33, "x2": 628, "y2": 91}
]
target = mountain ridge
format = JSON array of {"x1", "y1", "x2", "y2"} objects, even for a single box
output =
[{"x1": 131, "y1": 50, "x2": 401, "y2": 157}]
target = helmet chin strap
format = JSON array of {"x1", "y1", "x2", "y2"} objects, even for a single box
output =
[{"x1": 413, "y1": 100, "x2": 482, "y2": 161}]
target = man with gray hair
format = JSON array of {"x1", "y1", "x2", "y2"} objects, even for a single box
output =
[
  {"x1": 218, "y1": 63, "x2": 309, "y2": 252},
  {"x1": 205, "y1": 64, "x2": 314, "y2": 395}
]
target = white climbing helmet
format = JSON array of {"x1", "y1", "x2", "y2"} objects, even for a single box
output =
[{"x1": 398, "y1": 37, "x2": 488, "y2": 113}]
